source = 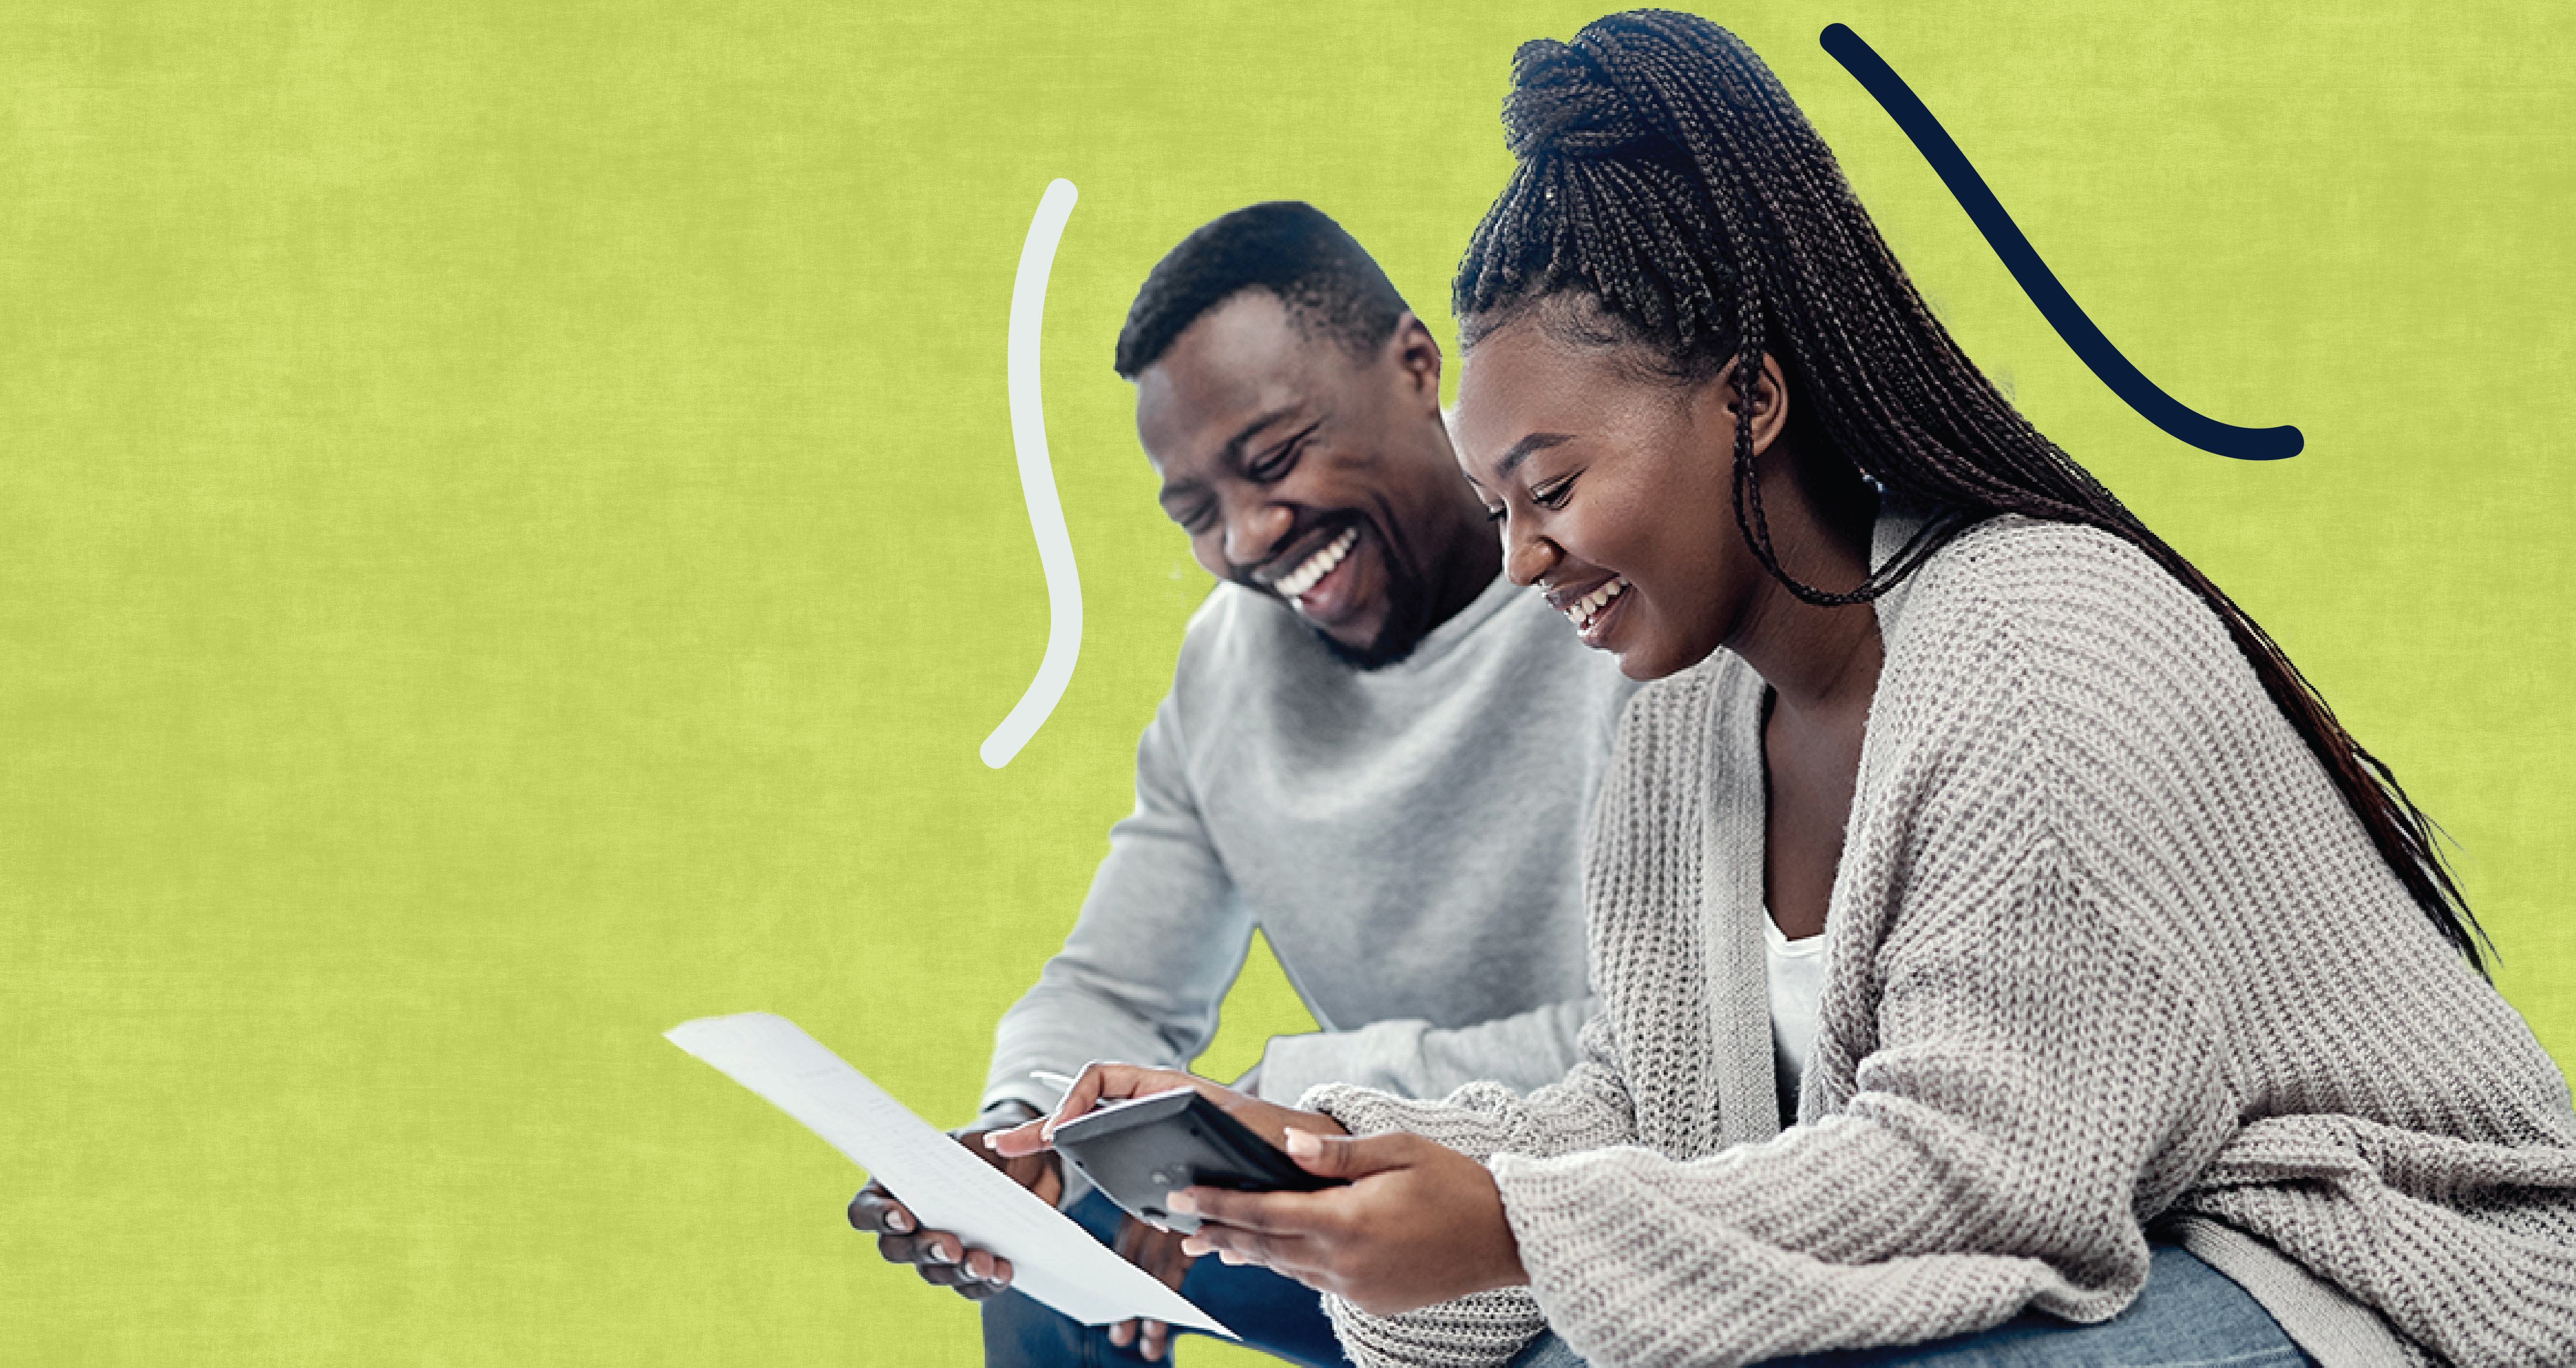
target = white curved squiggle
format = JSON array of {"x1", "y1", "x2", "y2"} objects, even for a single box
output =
[{"x1": 980, "y1": 178, "x2": 1083, "y2": 769}]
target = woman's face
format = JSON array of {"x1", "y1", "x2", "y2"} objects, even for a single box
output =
[{"x1": 1452, "y1": 314, "x2": 1779, "y2": 681}]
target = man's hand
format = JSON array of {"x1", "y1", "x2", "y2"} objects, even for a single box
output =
[
  {"x1": 847, "y1": 1099, "x2": 1062, "y2": 1300},
  {"x1": 1104, "y1": 1217, "x2": 1195, "y2": 1362},
  {"x1": 986, "y1": 1061, "x2": 1347, "y2": 1159},
  {"x1": 1172, "y1": 1127, "x2": 1527, "y2": 1318}
]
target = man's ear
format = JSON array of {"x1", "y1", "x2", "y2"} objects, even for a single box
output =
[{"x1": 1387, "y1": 312, "x2": 1444, "y2": 413}]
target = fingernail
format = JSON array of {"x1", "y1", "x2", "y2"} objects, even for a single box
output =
[
  {"x1": 884, "y1": 1210, "x2": 912, "y2": 1233},
  {"x1": 1181, "y1": 1236, "x2": 1210, "y2": 1257},
  {"x1": 921, "y1": 1243, "x2": 951, "y2": 1264},
  {"x1": 982, "y1": 1133, "x2": 1002, "y2": 1150},
  {"x1": 1284, "y1": 1128, "x2": 1321, "y2": 1158},
  {"x1": 1164, "y1": 1190, "x2": 1196, "y2": 1215}
]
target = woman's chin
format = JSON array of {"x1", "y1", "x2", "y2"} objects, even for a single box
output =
[
  {"x1": 1609, "y1": 635, "x2": 1692, "y2": 682},
  {"x1": 1605, "y1": 616, "x2": 1725, "y2": 682}
]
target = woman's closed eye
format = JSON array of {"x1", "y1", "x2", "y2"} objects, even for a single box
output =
[{"x1": 1531, "y1": 473, "x2": 1578, "y2": 510}]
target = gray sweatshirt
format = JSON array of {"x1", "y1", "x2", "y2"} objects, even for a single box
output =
[{"x1": 982, "y1": 572, "x2": 1637, "y2": 1118}]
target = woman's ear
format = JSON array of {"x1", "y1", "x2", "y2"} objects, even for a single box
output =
[{"x1": 1729, "y1": 353, "x2": 1792, "y2": 457}]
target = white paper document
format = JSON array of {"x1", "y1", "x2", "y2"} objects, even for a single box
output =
[{"x1": 665, "y1": 1011, "x2": 1233, "y2": 1337}]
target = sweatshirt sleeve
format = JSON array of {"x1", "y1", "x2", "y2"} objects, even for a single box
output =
[
  {"x1": 1254, "y1": 994, "x2": 1596, "y2": 1105},
  {"x1": 981, "y1": 684, "x2": 1256, "y2": 1118}
]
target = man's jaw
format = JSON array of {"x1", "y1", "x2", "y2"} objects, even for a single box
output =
[{"x1": 1244, "y1": 517, "x2": 1432, "y2": 671}]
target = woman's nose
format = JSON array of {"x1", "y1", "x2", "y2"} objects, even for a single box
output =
[
  {"x1": 1503, "y1": 518, "x2": 1559, "y2": 588},
  {"x1": 1222, "y1": 501, "x2": 1295, "y2": 571}
]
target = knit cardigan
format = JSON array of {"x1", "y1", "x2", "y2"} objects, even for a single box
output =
[{"x1": 1303, "y1": 515, "x2": 2576, "y2": 1368}]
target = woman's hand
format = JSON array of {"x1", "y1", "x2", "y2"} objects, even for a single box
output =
[
  {"x1": 984, "y1": 1061, "x2": 1347, "y2": 1159},
  {"x1": 1171, "y1": 1128, "x2": 1529, "y2": 1318}
]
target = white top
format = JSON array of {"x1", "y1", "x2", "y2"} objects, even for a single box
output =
[{"x1": 1762, "y1": 916, "x2": 1827, "y2": 1100}]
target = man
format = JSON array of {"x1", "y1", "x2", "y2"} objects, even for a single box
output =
[{"x1": 849, "y1": 202, "x2": 1634, "y2": 1365}]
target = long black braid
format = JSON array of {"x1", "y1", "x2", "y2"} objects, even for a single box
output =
[{"x1": 1456, "y1": 10, "x2": 2487, "y2": 972}]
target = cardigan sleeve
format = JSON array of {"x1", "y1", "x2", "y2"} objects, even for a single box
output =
[
  {"x1": 1289, "y1": 1010, "x2": 1635, "y2": 1368},
  {"x1": 1298, "y1": 1008, "x2": 1639, "y2": 1161}
]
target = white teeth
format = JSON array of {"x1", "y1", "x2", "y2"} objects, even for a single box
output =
[
  {"x1": 1560, "y1": 577, "x2": 1628, "y2": 630},
  {"x1": 1276, "y1": 528, "x2": 1358, "y2": 599}
]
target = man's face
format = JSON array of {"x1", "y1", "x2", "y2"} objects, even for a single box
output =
[{"x1": 1137, "y1": 291, "x2": 1489, "y2": 668}]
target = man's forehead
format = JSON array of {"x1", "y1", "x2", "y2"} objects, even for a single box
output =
[{"x1": 1137, "y1": 293, "x2": 1329, "y2": 459}]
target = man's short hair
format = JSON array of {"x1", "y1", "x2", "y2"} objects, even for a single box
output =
[{"x1": 1113, "y1": 202, "x2": 1411, "y2": 380}]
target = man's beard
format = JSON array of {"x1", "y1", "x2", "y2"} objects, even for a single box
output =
[{"x1": 1309, "y1": 523, "x2": 1438, "y2": 671}]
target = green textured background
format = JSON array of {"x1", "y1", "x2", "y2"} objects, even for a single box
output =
[{"x1": 3, "y1": 2, "x2": 2569, "y2": 1364}]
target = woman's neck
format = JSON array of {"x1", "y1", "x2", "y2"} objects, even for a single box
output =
[{"x1": 1722, "y1": 443, "x2": 1885, "y2": 718}]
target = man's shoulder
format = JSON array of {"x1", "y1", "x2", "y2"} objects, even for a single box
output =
[{"x1": 1170, "y1": 581, "x2": 1323, "y2": 680}]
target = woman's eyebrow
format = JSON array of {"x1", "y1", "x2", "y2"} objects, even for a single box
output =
[{"x1": 1495, "y1": 432, "x2": 1575, "y2": 477}]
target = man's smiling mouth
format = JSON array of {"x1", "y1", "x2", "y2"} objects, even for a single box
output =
[{"x1": 1272, "y1": 526, "x2": 1358, "y2": 599}]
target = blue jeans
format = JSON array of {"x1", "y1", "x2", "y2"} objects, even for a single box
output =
[
  {"x1": 982, "y1": 1190, "x2": 1356, "y2": 1367},
  {"x1": 1506, "y1": 1244, "x2": 2313, "y2": 1367}
]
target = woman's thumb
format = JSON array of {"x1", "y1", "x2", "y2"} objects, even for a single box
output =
[{"x1": 1281, "y1": 1127, "x2": 1410, "y2": 1180}]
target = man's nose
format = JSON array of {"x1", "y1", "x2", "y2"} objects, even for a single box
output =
[
  {"x1": 1223, "y1": 501, "x2": 1295, "y2": 570},
  {"x1": 1503, "y1": 516, "x2": 1559, "y2": 588}
]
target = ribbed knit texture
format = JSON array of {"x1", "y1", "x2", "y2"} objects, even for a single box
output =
[{"x1": 1304, "y1": 516, "x2": 2576, "y2": 1368}]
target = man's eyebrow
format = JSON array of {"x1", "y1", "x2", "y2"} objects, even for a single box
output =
[{"x1": 1495, "y1": 432, "x2": 1575, "y2": 478}]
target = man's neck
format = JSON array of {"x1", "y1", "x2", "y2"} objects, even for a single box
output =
[{"x1": 1415, "y1": 493, "x2": 1507, "y2": 636}]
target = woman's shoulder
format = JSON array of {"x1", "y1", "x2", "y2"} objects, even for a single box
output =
[
  {"x1": 1906, "y1": 514, "x2": 2180, "y2": 607},
  {"x1": 1891, "y1": 515, "x2": 2234, "y2": 678},
  {"x1": 1878, "y1": 514, "x2": 2284, "y2": 781}
]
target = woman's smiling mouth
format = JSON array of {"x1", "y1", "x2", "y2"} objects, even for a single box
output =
[{"x1": 1550, "y1": 575, "x2": 1630, "y2": 647}]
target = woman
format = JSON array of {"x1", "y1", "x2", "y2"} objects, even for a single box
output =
[{"x1": 998, "y1": 12, "x2": 2576, "y2": 1365}]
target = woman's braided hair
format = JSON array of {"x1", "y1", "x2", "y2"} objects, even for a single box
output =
[{"x1": 1457, "y1": 10, "x2": 2486, "y2": 970}]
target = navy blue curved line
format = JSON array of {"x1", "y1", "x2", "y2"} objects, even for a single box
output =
[{"x1": 1820, "y1": 24, "x2": 2302, "y2": 461}]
